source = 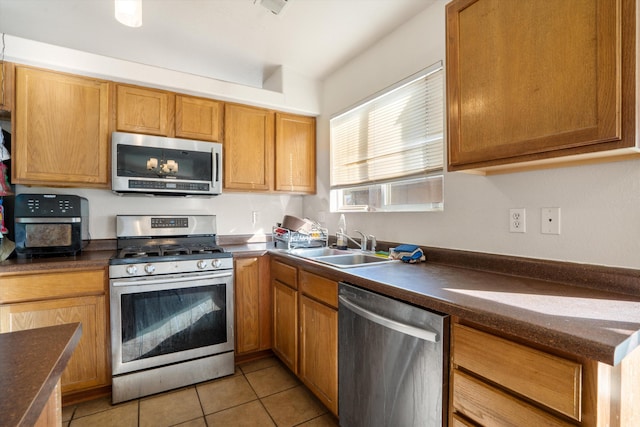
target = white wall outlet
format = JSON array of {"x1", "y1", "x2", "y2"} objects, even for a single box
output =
[
  {"x1": 509, "y1": 208, "x2": 526, "y2": 233},
  {"x1": 251, "y1": 211, "x2": 258, "y2": 225},
  {"x1": 541, "y1": 207, "x2": 561, "y2": 234}
]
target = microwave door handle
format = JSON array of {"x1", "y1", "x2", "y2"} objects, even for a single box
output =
[{"x1": 215, "y1": 151, "x2": 220, "y2": 184}]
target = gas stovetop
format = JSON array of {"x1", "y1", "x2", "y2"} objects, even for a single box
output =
[
  {"x1": 117, "y1": 243, "x2": 224, "y2": 259},
  {"x1": 109, "y1": 214, "x2": 233, "y2": 278}
]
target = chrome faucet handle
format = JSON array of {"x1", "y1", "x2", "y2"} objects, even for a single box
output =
[
  {"x1": 353, "y1": 230, "x2": 367, "y2": 251},
  {"x1": 368, "y1": 235, "x2": 376, "y2": 253}
]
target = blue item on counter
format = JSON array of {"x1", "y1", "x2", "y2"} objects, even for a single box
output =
[{"x1": 390, "y1": 244, "x2": 425, "y2": 263}]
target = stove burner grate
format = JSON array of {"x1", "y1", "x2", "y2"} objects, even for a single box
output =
[
  {"x1": 116, "y1": 243, "x2": 225, "y2": 260},
  {"x1": 189, "y1": 244, "x2": 225, "y2": 254}
]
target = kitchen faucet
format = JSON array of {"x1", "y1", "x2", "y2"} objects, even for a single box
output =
[{"x1": 336, "y1": 230, "x2": 375, "y2": 252}]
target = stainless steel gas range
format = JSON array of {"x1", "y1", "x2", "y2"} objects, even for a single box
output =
[{"x1": 109, "y1": 215, "x2": 234, "y2": 404}]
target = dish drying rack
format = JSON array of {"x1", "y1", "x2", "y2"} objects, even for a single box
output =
[{"x1": 273, "y1": 225, "x2": 329, "y2": 249}]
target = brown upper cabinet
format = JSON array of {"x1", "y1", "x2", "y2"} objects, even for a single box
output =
[
  {"x1": 224, "y1": 103, "x2": 275, "y2": 191},
  {"x1": 446, "y1": 0, "x2": 637, "y2": 174},
  {"x1": 275, "y1": 113, "x2": 316, "y2": 194},
  {"x1": 14, "y1": 66, "x2": 111, "y2": 187},
  {"x1": 175, "y1": 94, "x2": 223, "y2": 142},
  {"x1": 116, "y1": 84, "x2": 223, "y2": 142},
  {"x1": 0, "y1": 61, "x2": 14, "y2": 113},
  {"x1": 224, "y1": 104, "x2": 316, "y2": 194}
]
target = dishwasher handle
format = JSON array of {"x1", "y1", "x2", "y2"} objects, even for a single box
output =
[{"x1": 338, "y1": 294, "x2": 440, "y2": 343}]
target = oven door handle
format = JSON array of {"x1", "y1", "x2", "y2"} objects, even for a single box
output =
[{"x1": 111, "y1": 271, "x2": 233, "y2": 287}]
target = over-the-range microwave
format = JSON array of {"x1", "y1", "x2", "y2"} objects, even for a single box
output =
[{"x1": 111, "y1": 131, "x2": 222, "y2": 196}]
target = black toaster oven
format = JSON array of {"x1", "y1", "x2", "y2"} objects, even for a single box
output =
[{"x1": 14, "y1": 194, "x2": 89, "y2": 257}]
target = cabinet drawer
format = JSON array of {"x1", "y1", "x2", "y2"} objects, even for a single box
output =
[
  {"x1": 452, "y1": 324, "x2": 582, "y2": 421},
  {"x1": 0, "y1": 270, "x2": 106, "y2": 303},
  {"x1": 452, "y1": 370, "x2": 574, "y2": 427},
  {"x1": 299, "y1": 270, "x2": 338, "y2": 308},
  {"x1": 271, "y1": 260, "x2": 297, "y2": 289},
  {"x1": 450, "y1": 414, "x2": 475, "y2": 427}
]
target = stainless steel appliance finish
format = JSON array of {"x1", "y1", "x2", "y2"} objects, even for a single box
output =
[
  {"x1": 14, "y1": 193, "x2": 90, "y2": 257},
  {"x1": 111, "y1": 131, "x2": 222, "y2": 196},
  {"x1": 338, "y1": 283, "x2": 449, "y2": 427},
  {"x1": 109, "y1": 215, "x2": 234, "y2": 403}
]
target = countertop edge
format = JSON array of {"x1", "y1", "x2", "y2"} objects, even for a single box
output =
[{"x1": 2, "y1": 323, "x2": 82, "y2": 427}]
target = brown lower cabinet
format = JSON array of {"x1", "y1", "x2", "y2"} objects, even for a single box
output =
[
  {"x1": 450, "y1": 320, "x2": 640, "y2": 426},
  {"x1": 298, "y1": 270, "x2": 338, "y2": 415},
  {"x1": 271, "y1": 259, "x2": 299, "y2": 374},
  {"x1": 271, "y1": 258, "x2": 338, "y2": 416},
  {"x1": 0, "y1": 268, "x2": 110, "y2": 403},
  {"x1": 234, "y1": 255, "x2": 272, "y2": 356}
]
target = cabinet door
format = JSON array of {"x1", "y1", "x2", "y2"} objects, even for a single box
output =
[
  {"x1": 274, "y1": 113, "x2": 316, "y2": 194},
  {"x1": 235, "y1": 256, "x2": 271, "y2": 355},
  {"x1": 446, "y1": 0, "x2": 634, "y2": 171},
  {"x1": 0, "y1": 295, "x2": 109, "y2": 395},
  {"x1": 175, "y1": 95, "x2": 223, "y2": 142},
  {"x1": 14, "y1": 66, "x2": 110, "y2": 187},
  {"x1": 299, "y1": 295, "x2": 338, "y2": 415},
  {"x1": 272, "y1": 280, "x2": 298, "y2": 374},
  {"x1": 0, "y1": 61, "x2": 14, "y2": 112},
  {"x1": 224, "y1": 104, "x2": 274, "y2": 191},
  {"x1": 116, "y1": 85, "x2": 174, "y2": 136}
]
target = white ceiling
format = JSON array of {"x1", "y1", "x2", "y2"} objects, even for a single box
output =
[{"x1": 0, "y1": 0, "x2": 435, "y2": 89}]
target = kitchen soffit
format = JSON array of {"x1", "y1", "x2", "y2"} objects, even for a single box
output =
[{"x1": 0, "y1": 0, "x2": 436, "y2": 89}]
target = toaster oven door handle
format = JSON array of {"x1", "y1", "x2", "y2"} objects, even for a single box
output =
[{"x1": 15, "y1": 217, "x2": 82, "y2": 223}]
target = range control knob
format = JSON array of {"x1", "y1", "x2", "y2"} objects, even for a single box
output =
[
  {"x1": 197, "y1": 260, "x2": 208, "y2": 270},
  {"x1": 126, "y1": 265, "x2": 138, "y2": 276},
  {"x1": 212, "y1": 259, "x2": 222, "y2": 269},
  {"x1": 144, "y1": 264, "x2": 156, "y2": 274}
]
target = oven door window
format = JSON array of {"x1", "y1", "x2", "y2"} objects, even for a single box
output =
[
  {"x1": 25, "y1": 224, "x2": 72, "y2": 247},
  {"x1": 116, "y1": 144, "x2": 212, "y2": 182},
  {"x1": 120, "y1": 284, "x2": 226, "y2": 363}
]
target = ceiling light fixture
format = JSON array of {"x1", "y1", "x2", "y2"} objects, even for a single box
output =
[
  {"x1": 259, "y1": 0, "x2": 288, "y2": 15},
  {"x1": 115, "y1": 0, "x2": 142, "y2": 28}
]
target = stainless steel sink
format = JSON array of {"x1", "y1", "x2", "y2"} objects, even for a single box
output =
[
  {"x1": 286, "y1": 247, "x2": 394, "y2": 268},
  {"x1": 313, "y1": 253, "x2": 393, "y2": 268},
  {"x1": 287, "y1": 247, "x2": 351, "y2": 258}
]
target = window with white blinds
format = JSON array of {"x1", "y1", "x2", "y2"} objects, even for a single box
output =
[{"x1": 329, "y1": 62, "x2": 444, "y2": 212}]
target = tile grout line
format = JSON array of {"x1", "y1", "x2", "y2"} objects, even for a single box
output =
[
  {"x1": 240, "y1": 365, "x2": 280, "y2": 426},
  {"x1": 65, "y1": 358, "x2": 334, "y2": 426}
]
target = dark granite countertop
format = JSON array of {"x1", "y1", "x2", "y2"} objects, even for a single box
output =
[
  {"x1": 0, "y1": 323, "x2": 82, "y2": 426},
  {"x1": 270, "y1": 248, "x2": 640, "y2": 367},
  {"x1": 2, "y1": 239, "x2": 639, "y2": 367},
  {"x1": 0, "y1": 241, "x2": 114, "y2": 274}
]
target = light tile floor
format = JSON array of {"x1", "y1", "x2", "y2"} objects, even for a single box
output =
[{"x1": 62, "y1": 357, "x2": 339, "y2": 427}]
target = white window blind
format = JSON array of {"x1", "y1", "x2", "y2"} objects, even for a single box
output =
[{"x1": 330, "y1": 63, "x2": 444, "y2": 189}]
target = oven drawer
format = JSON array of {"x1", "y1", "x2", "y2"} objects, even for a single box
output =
[{"x1": 0, "y1": 270, "x2": 106, "y2": 304}]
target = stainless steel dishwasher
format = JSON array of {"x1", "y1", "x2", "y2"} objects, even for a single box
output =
[{"x1": 338, "y1": 282, "x2": 449, "y2": 427}]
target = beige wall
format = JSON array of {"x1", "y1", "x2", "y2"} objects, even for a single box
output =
[{"x1": 312, "y1": 0, "x2": 640, "y2": 269}]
